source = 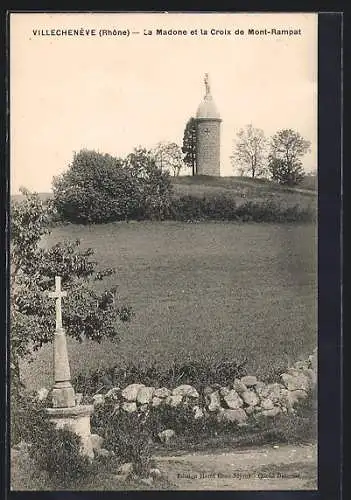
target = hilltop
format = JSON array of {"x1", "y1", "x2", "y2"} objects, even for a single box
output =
[
  {"x1": 171, "y1": 175, "x2": 316, "y2": 210},
  {"x1": 11, "y1": 175, "x2": 316, "y2": 206}
]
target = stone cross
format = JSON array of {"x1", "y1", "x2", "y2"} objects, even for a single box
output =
[
  {"x1": 48, "y1": 276, "x2": 67, "y2": 331},
  {"x1": 48, "y1": 276, "x2": 75, "y2": 408}
]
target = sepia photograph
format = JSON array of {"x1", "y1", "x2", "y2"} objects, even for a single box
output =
[{"x1": 9, "y1": 12, "x2": 320, "y2": 491}]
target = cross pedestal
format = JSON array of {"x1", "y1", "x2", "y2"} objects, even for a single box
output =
[
  {"x1": 45, "y1": 276, "x2": 94, "y2": 458},
  {"x1": 46, "y1": 405, "x2": 94, "y2": 458}
]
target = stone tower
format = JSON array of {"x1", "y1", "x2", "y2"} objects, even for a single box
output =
[{"x1": 195, "y1": 73, "x2": 221, "y2": 176}]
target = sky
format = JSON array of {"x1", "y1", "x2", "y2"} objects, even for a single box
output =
[{"x1": 10, "y1": 12, "x2": 317, "y2": 194}]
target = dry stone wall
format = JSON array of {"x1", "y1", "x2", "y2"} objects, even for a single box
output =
[{"x1": 84, "y1": 350, "x2": 317, "y2": 426}]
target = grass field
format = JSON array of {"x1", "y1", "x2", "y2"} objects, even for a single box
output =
[{"x1": 20, "y1": 220, "x2": 317, "y2": 391}]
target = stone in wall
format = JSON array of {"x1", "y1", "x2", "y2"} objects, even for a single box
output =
[
  {"x1": 207, "y1": 391, "x2": 221, "y2": 412},
  {"x1": 283, "y1": 389, "x2": 308, "y2": 408},
  {"x1": 233, "y1": 379, "x2": 247, "y2": 394},
  {"x1": 261, "y1": 398, "x2": 274, "y2": 410},
  {"x1": 172, "y1": 385, "x2": 199, "y2": 398},
  {"x1": 137, "y1": 387, "x2": 155, "y2": 405},
  {"x1": 220, "y1": 387, "x2": 230, "y2": 397},
  {"x1": 122, "y1": 384, "x2": 145, "y2": 402},
  {"x1": 262, "y1": 383, "x2": 283, "y2": 402},
  {"x1": 223, "y1": 390, "x2": 243, "y2": 409},
  {"x1": 281, "y1": 373, "x2": 309, "y2": 392},
  {"x1": 152, "y1": 397, "x2": 163, "y2": 407},
  {"x1": 193, "y1": 406, "x2": 205, "y2": 419},
  {"x1": 105, "y1": 387, "x2": 121, "y2": 400},
  {"x1": 154, "y1": 387, "x2": 170, "y2": 399},
  {"x1": 241, "y1": 390, "x2": 259, "y2": 407},
  {"x1": 255, "y1": 382, "x2": 266, "y2": 395},
  {"x1": 122, "y1": 402, "x2": 137, "y2": 413},
  {"x1": 166, "y1": 394, "x2": 183, "y2": 407},
  {"x1": 240, "y1": 376, "x2": 258, "y2": 387}
]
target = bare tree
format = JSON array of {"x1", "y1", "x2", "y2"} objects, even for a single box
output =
[
  {"x1": 153, "y1": 141, "x2": 185, "y2": 177},
  {"x1": 231, "y1": 124, "x2": 268, "y2": 178}
]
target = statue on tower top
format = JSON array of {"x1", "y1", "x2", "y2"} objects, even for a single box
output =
[{"x1": 204, "y1": 73, "x2": 211, "y2": 97}]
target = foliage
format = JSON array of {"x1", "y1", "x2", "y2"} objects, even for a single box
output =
[
  {"x1": 231, "y1": 124, "x2": 268, "y2": 178},
  {"x1": 53, "y1": 148, "x2": 173, "y2": 223},
  {"x1": 10, "y1": 189, "x2": 133, "y2": 388},
  {"x1": 147, "y1": 404, "x2": 209, "y2": 439},
  {"x1": 92, "y1": 401, "x2": 152, "y2": 476},
  {"x1": 11, "y1": 392, "x2": 95, "y2": 488},
  {"x1": 167, "y1": 195, "x2": 314, "y2": 223},
  {"x1": 52, "y1": 149, "x2": 139, "y2": 224},
  {"x1": 124, "y1": 147, "x2": 173, "y2": 220},
  {"x1": 253, "y1": 389, "x2": 317, "y2": 445},
  {"x1": 29, "y1": 422, "x2": 95, "y2": 489},
  {"x1": 268, "y1": 129, "x2": 310, "y2": 186},
  {"x1": 270, "y1": 129, "x2": 311, "y2": 164},
  {"x1": 182, "y1": 117, "x2": 197, "y2": 176},
  {"x1": 73, "y1": 357, "x2": 247, "y2": 396},
  {"x1": 268, "y1": 157, "x2": 306, "y2": 186},
  {"x1": 152, "y1": 141, "x2": 185, "y2": 177}
]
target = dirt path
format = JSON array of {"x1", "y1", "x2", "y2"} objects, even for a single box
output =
[{"x1": 154, "y1": 443, "x2": 317, "y2": 490}]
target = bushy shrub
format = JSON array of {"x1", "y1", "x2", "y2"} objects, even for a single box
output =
[
  {"x1": 147, "y1": 404, "x2": 208, "y2": 438},
  {"x1": 168, "y1": 195, "x2": 314, "y2": 223},
  {"x1": 125, "y1": 147, "x2": 173, "y2": 221},
  {"x1": 52, "y1": 150, "x2": 138, "y2": 224},
  {"x1": 53, "y1": 148, "x2": 173, "y2": 224},
  {"x1": 11, "y1": 391, "x2": 95, "y2": 488},
  {"x1": 10, "y1": 390, "x2": 38, "y2": 446},
  {"x1": 28, "y1": 423, "x2": 95, "y2": 489},
  {"x1": 92, "y1": 400, "x2": 152, "y2": 476},
  {"x1": 268, "y1": 157, "x2": 305, "y2": 186}
]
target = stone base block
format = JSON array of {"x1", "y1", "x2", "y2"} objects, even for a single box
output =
[
  {"x1": 46, "y1": 405, "x2": 94, "y2": 458},
  {"x1": 52, "y1": 385, "x2": 76, "y2": 408}
]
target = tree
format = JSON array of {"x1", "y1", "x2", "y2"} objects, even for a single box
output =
[
  {"x1": 182, "y1": 117, "x2": 197, "y2": 176},
  {"x1": 231, "y1": 124, "x2": 268, "y2": 178},
  {"x1": 53, "y1": 148, "x2": 173, "y2": 223},
  {"x1": 268, "y1": 129, "x2": 311, "y2": 186},
  {"x1": 10, "y1": 189, "x2": 133, "y2": 389},
  {"x1": 270, "y1": 129, "x2": 311, "y2": 164},
  {"x1": 268, "y1": 158, "x2": 305, "y2": 186},
  {"x1": 152, "y1": 142, "x2": 185, "y2": 177},
  {"x1": 124, "y1": 147, "x2": 173, "y2": 219},
  {"x1": 52, "y1": 149, "x2": 138, "y2": 224}
]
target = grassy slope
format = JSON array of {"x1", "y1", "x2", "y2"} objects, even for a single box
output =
[
  {"x1": 20, "y1": 220, "x2": 317, "y2": 391},
  {"x1": 14, "y1": 175, "x2": 317, "y2": 390},
  {"x1": 11, "y1": 175, "x2": 317, "y2": 207},
  {"x1": 170, "y1": 176, "x2": 316, "y2": 210}
]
